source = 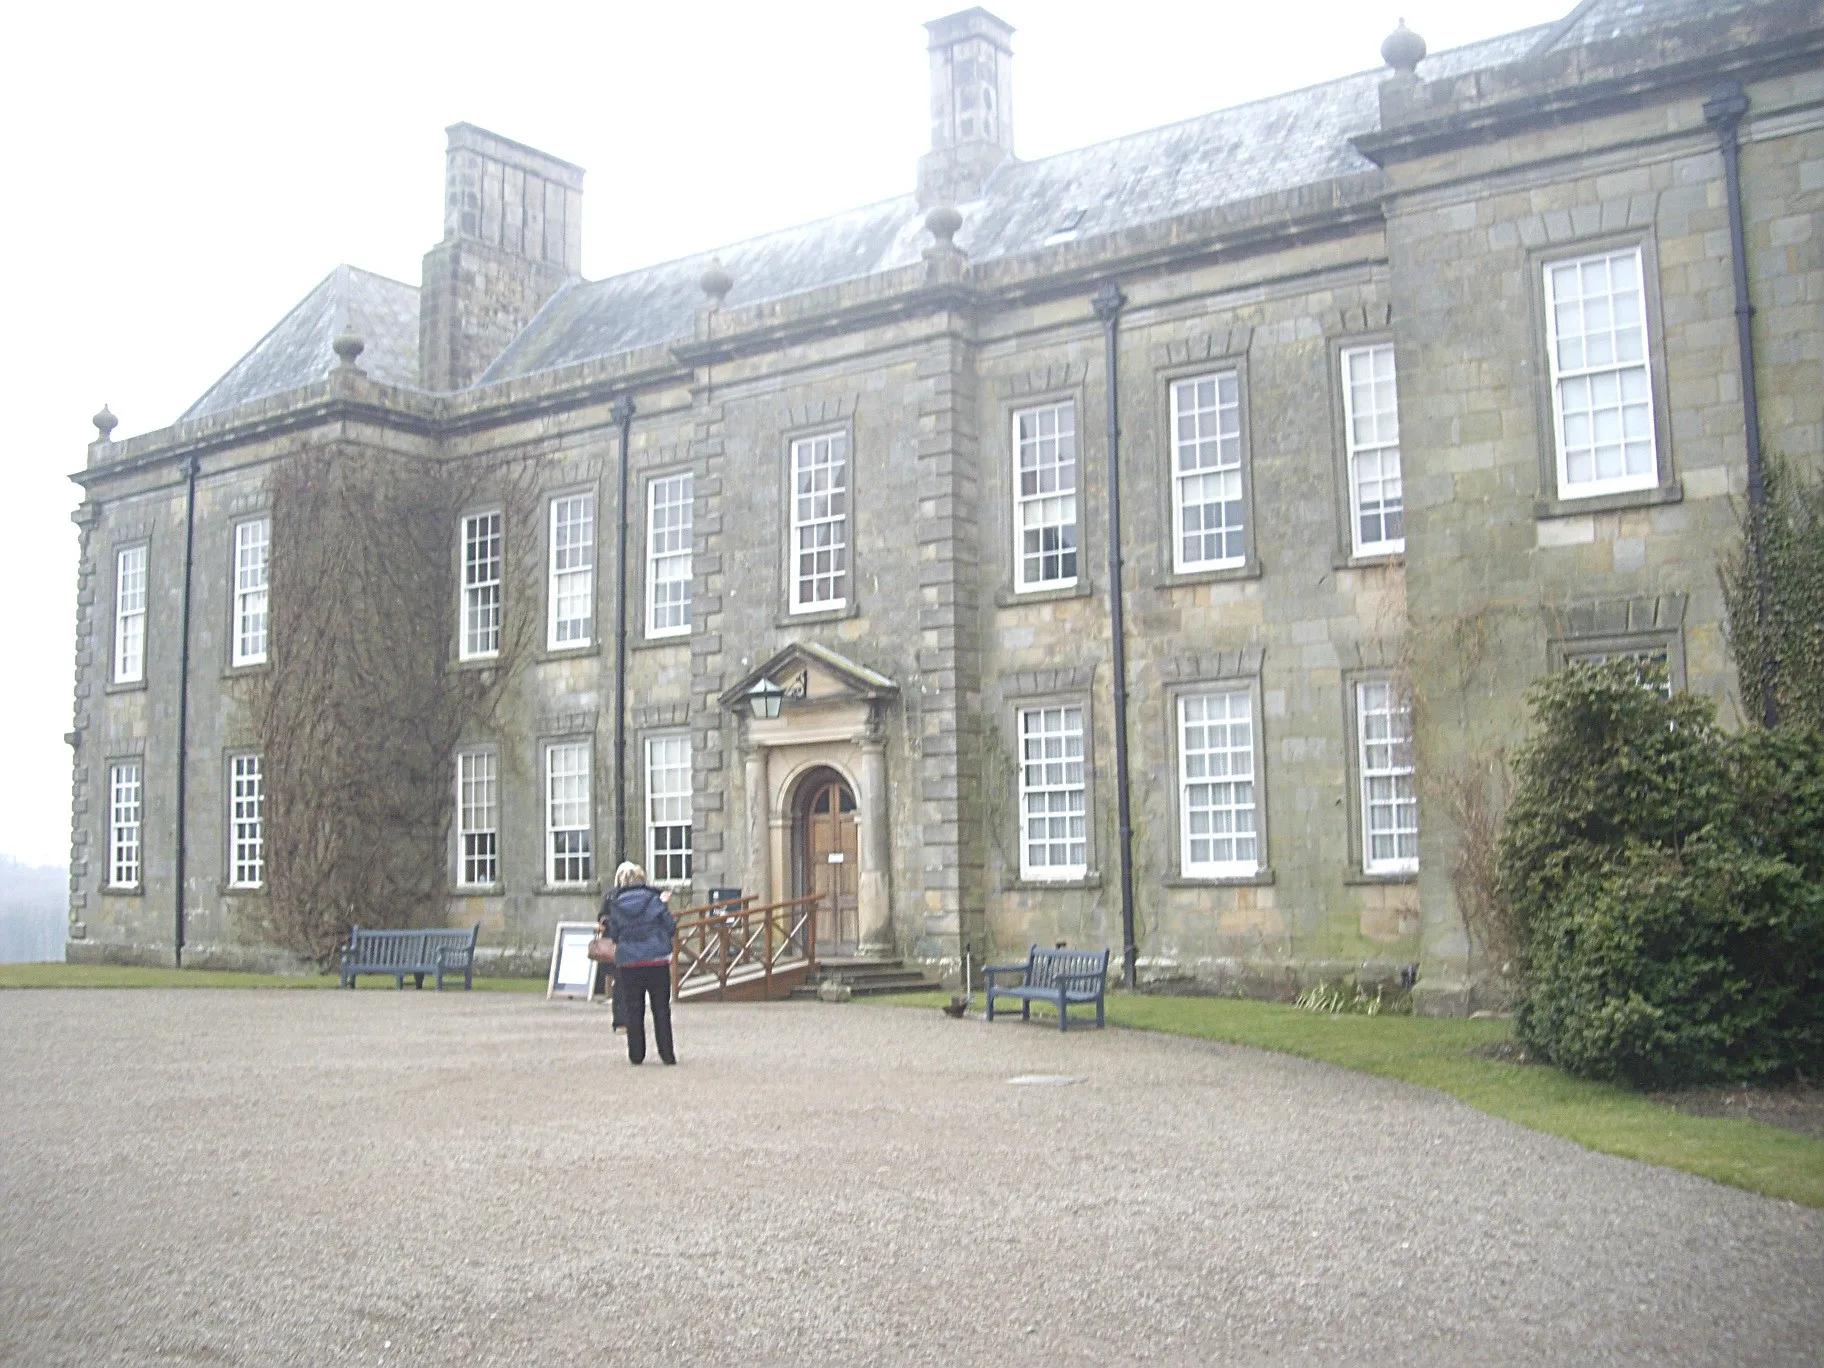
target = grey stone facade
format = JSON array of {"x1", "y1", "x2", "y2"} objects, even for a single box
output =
[{"x1": 68, "y1": 2, "x2": 1824, "y2": 1009}]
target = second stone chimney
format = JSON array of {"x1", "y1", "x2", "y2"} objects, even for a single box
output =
[
  {"x1": 917, "y1": 8, "x2": 1015, "y2": 209},
  {"x1": 418, "y1": 123, "x2": 584, "y2": 392}
]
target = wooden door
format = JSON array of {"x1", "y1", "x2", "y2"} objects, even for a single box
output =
[{"x1": 800, "y1": 777, "x2": 859, "y2": 955}]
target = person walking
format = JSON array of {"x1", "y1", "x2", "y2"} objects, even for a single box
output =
[{"x1": 603, "y1": 862, "x2": 677, "y2": 1066}]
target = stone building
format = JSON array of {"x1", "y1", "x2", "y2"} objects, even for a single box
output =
[{"x1": 68, "y1": 0, "x2": 1824, "y2": 1010}]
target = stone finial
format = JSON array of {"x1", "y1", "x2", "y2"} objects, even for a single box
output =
[
  {"x1": 332, "y1": 328, "x2": 366, "y2": 369},
  {"x1": 699, "y1": 259, "x2": 733, "y2": 306},
  {"x1": 1381, "y1": 18, "x2": 1426, "y2": 76},
  {"x1": 925, "y1": 204, "x2": 964, "y2": 252},
  {"x1": 92, "y1": 405, "x2": 118, "y2": 442}
]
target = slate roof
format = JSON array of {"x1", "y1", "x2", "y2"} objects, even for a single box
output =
[
  {"x1": 476, "y1": 27, "x2": 1543, "y2": 385},
  {"x1": 181, "y1": 265, "x2": 420, "y2": 421},
  {"x1": 180, "y1": 0, "x2": 1722, "y2": 415}
]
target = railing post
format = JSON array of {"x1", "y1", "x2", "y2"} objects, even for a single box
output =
[{"x1": 764, "y1": 905, "x2": 774, "y2": 1000}]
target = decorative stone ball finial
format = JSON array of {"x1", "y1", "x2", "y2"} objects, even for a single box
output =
[
  {"x1": 92, "y1": 405, "x2": 118, "y2": 442},
  {"x1": 699, "y1": 259, "x2": 733, "y2": 306},
  {"x1": 332, "y1": 329, "x2": 366, "y2": 368},
  {"x1": 925, "y1": 204, "x2": 964, "y2": 251},
  {"x1": 1381, "y1": 18, "x2": 1426, "y2": 76}
]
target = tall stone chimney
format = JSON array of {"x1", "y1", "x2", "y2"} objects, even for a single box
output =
[
  {"x1": 917, "y1": 8, "x2": 1015, "y2": 209},
  {"x1": 418, "y1": 123, "x2": 584, "y2": 392}
]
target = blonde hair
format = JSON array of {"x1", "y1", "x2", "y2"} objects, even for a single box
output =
[{"x1": 614, "y1": 861, "x2": 647, "y2": 888}]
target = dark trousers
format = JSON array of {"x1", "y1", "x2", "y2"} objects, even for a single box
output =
[{"x1": 619, "y1": 963, "x2": 674, "y2": 1064}]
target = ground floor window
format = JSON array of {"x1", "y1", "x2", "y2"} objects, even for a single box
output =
[
  {"x1": 1179, "y1": 691, "x2": 1257, "y2": 877},
  {"x1": 1357, "y1": 681, "x2": 1417, "y2": 874},
  {"x1": 230, "y1": 753, "x2": 264, "y2": 888},
  {"x1": 546, "y1": 742, "x2": 592, "y2": 885},
  {"x1": 109, "y1": 762, "x2": 142, "y2": 888},
  {"x1": 457, "y1": 749, "x2": 499, "y2": 886},
  {"x1": 645, "y1": 733, "x2": 693, "y2": 885},
  {"x1": 1018, "y1": 704, "x2": 1087, "y2": 879}
]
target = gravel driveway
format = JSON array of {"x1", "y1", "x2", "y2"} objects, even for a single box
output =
[{"x1": 2, "y1": 989, "x2": 1818, "y2": 1366}]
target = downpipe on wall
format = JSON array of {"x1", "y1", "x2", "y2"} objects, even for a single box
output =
[
  {"x1": 611, "y1": 396, "x2": 636, "y2": 864},
  {"x1": 173, "y1": 455, "x2": 199, "y2": 967},
  {"x1": 1092, "y1": 281, "x2": 1139, "y2": 991}
]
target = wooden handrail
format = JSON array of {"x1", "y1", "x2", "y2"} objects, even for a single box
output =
[{"x1": 670, "y1": 893, "x2": 821, "y2": 1001}]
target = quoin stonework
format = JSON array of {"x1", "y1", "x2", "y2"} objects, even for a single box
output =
[{"x1": 68, "y1": 0, "x2": 1824, "y2": 1011}]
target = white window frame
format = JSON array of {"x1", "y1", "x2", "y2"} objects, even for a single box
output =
[
  {"x1": 644, "y1": 732, "x2": 693, "y2": 887},
  {"x1": 789, "y1": 432, "x2": 850, "y2": 614},
  {"x1": 1340, "y1": 344, "x2": 1405, "y2": 557},
  {"x1": 1012, "y1": 401, "x2": 1079, "y2": 592},
  {"x1": 456, "y1": 749, "x2": 499, "y2": 887},
  {"x1": 229, "y1": 753, "x2": 264, "y2": 889},
  {"x1": 108, "y1": 761, "x2": 142, "y2": 889},
  {"x1": 545, "y1": 741, "x2": 592, "y2": 886},
  {"x1": 646, "y1": 473, "x2": 693, "y2": 638},
  {"x1": 1017, "y1": 704, "x2": 1088, "y2": 880},
  {"x1": 1178, "y1": 691, "x2": 1259, "y2": 879},
  {"x1": 1170, "y1": 372, "x2": 1246, "y2": 573},
  {"x1": 460, "y1": 511, "x2": 502, "y2": 661},
  {"x1": 1543, "y1": 245, "x2": 1658, "y2": 500},
  {"x1": 113, "y1": 545, "x2": 148, "y2": 684},
  {"x1": 1356, "y1": 681, "x2": 1418, "y2": 876},
  {"x1": 231, "y1": 518, "x2": 270, "y2": 668},
  {"x1": 547, "y1": 493, "x2": 595, "y2": 650}
]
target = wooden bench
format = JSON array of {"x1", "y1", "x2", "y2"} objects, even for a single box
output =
[
  {"x1": 983, "y1": 946, "x2": 1110, "y2": 1031},
  {"x1": 339, "y1": 925, "x2": 480, "y2": 990}
]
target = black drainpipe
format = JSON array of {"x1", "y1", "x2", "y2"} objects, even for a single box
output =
[
  {"x1": 611, "y1": 395, "x2": 636, "y2": 864},
  {"x1": 173, "y1": 455, "x2": 199, "y2": 967},
  {"x1": 1092, "y1": 281, "x2": 1138, "y2": 990},
  {"x1": 1704, "y1": 79, "x2": 1777, "y2": 728}
]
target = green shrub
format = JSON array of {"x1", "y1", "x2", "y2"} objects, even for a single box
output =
[
  {"x1": 1722, "y1": 453, "x2": 1824, "y2": 731},
  {"x1": 1502, "y1": 663, "x2": 1824, "y2": 1088}
]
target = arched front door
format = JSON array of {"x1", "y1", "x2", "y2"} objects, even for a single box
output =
[{"x1": 793, "y1": 770, "x2": 859, "y2": 956}]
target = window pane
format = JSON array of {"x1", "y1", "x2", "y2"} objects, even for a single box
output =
[
  {"x1": 231, "y1": 753, "x2": 264, "y2": 887},
  {"x1": 549, "y1": 495, "x2": 595, "y2": 647},
  {"x1": 461, "y1": 512, "x2": 502, "y2": 660},
  {"x1": 1357, "y1": 683, "x2": 1417, "y2": 873},
  {"x1": 645, "y1": 733, "x2": 693, "y2": 884},
  {"x1": 458, "y1": 750, "x2": 499, "y2": 886},
  {"x1": 1341, "y1": 344, "x2": 1405, "y2": 556},
  {"x1": 114, "y1": 546, "x2": 147, "y2": 684},
  {"x1": 1015, "y1": 403, "x2": 1078, "y2": 589},
  {"x1": 791, "y1": 435, "x2": 849, "y2": 610},
  {"x1": 109, "y1": 762, "x2": 142, "y2": 888},
  {"x1": 1172, "y1": 374, "x2": 1246, "y2": 570},
  {"x1": 1019, "y1": 705, "x2": 1088, "y2": 876},
  {"x1": 546, "y1": 742, "x2": 592, "y2": 884},
  {"x1": 647, "y1": 474, "x2": 694, "y2": 635},
  {"x1": 232, "y1": 519, "x2": 269, "y2": 667},
  {"x1": 1180, "y1": 692, "x2": 1257, "y2": 874},
  {"x1": 1548, "y1": 248, "x2": 1656, "y2": 497}
]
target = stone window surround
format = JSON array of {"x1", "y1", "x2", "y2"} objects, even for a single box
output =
[
  {"x1": 1325, "y1": 330, "x2": 1406, "y2": 568},
  {"x1": 1000, "y1": 681, "x2": 1101, "y2": 891},
  {"x1": 640, "y1": 727, "x2": 694, "y2": 889},
  {"x1": 106, "y1": 536, "x2": 152, "y2": 693},
  {"x1": 104, "y1": 752, "x2": 145, "y2": 895},
  {"x1": 222, "y1": 749, "x2": 266, "y2": 894},
  {"x1": 1159, "y1": 667, "x2": 1275, "y2": 888},
  {"x1": 451, "y1": 742, "x2": 503, "y2": 894},
  {"x1": 642, "y1": 467, "x2": 694, "y2": 642},
  {"x1": 225, "y1": 513, "x2": 272, "y2": 675},
  {"x1": 1545, "y1": 593, "x2": 1687, "y2": 693},
  {"x1": 542, "y1": 482, "x2": 600, "y2": 656},
  {"x1": 1526, "y1": 229, "x2": 1680, "y2": 520},
  {"x1": 1339, "y1": 669, "x2": 1418, "y2": 886},
  {"x1": 538, "y1": 732, "x2": 598, "y2": 894},
  {"x1": 456, "y1": 505, "x2": 504, "y2": 664},
  {"x1": 777, "y1": 415, "x2": 861, "y2": 626},
  {"x1": 1153, "y1": 352, "x2": 1262, "y2": 587},
  {"x1": 995, "y1": 381, "x2": 1094, "y2": 606}
]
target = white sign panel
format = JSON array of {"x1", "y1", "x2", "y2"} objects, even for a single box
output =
[{"x1": 547, "y1": 921, "x2": 601, "y2": 1000}]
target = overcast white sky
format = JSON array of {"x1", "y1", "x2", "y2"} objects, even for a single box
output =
[{"x1": 0, "y1": 0, "x2": 1571, "y2": 870}]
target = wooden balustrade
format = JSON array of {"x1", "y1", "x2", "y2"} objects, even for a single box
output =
[{"x1": 669, "y1": 893, "x2": 821, "y2": 1002}]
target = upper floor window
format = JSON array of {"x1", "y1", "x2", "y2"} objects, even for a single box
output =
[
  {"x1": 457, "y1": 748, "x2": 499, "y2": 887},
  {"x1": 460, "y1": 512, "x2": 502, "y2": 661},
  {"x1": 1014, "y1": 401, "x2": 1078, "y2": 591},
  {"x1": 114, "y1": 545, "x2": 147, "y2": 684},
  {"x1": 546, "y1": 741, "x2": 592, "y2": 885},
  {"x1": 1545, "y1": 247, "x2": 1657, "y2": 499},
  {"x1": 1357, "y1": 681, "x2": 1418, "y2": 875},
  {"x1": 1340, "y1": 345, "x2": 1404, "y2": 557},
  {"x1": 231, "y1": 518, "x2": 269, "y2": 667},
  {"x1": 645, "y1": 733, "x2": 693, "y2": 886},
  {"x1": 230, "y1": 752, "x2": 264, "y2": 888},
  {"x1": 790, "y1": 434, "x2": 849, "y2": 613},
  {"x1": 109, "y1": 761, "x2": 142, "y2": 889},
  {"x1": 1018, "y1": 704, "x2": 1087, "y2": 879},
  {"x1": 1171, "y1": 373, "x2": 1245, "y2": 572},
  {"x1": 548, "y1": 494, "x2": 595, "y2": 649},
  {"x1": 648, "y1": 473, "x2": 693, "y2": 637},
  {"x1": 1179, "y1": 691, "x2": 1258, "y2": 878}
]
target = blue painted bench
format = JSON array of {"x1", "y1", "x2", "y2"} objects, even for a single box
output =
[
  {"x1": 983, "y1": 946, "x2": 1110, "y2": 1031},
  {"x1": 339, "y1": 925, "x2": 480, "y2": 990}
]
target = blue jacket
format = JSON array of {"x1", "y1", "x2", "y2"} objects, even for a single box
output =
[{"x1": 603, "y1": 885, "x2": 676, "y2": 966}]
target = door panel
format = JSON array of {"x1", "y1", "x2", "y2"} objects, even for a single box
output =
[{"x1": 800, "y1": 777, "x2": 859, "y2": 955}]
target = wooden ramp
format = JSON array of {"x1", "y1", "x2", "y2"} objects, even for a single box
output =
[{"x1": 671, "y1": 894, "x2": 820, "y2": 1003}]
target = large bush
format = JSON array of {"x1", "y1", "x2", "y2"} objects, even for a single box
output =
[
  {"x1": 1500, "y1": 663, "x2": 1824, "y2": 1088},
  {"x1": 1722, "y1": 452, "x2": 1824, "y2": 730}
]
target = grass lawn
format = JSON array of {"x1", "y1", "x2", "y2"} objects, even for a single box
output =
[
  {"x1": 0, "y1": 963, "x2": 544, "y2": 992},
  {"x1": 878, "y1": 990, "x2": 1824, "y2": 1209}
]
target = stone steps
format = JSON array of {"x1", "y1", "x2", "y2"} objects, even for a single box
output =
[{"x1": 790, "y1": 958, "x2": 943, "y2": 999}]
